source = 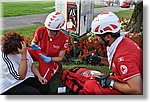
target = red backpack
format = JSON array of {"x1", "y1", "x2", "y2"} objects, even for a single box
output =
[{"x1": 61, "y1": 67, "x2": 103, "y2": 94}]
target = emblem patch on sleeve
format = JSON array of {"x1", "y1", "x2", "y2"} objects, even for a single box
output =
[
  {"x1": 64, "y1": 43, "x2": 68, "y2": 49},
  {"x1": 118, "y1": 57, "x2": 124, "y2": 62},
  {"x1": 120, "y1": 65, "x2": 128, "y2": 74}
]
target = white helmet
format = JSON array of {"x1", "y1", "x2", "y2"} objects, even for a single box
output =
[
  {"x1": 44, "y1": 11, "x2": 65, "y2": 30},
  {"x1": 91, "y1": 12, "x2": 121, "y2": 35}
]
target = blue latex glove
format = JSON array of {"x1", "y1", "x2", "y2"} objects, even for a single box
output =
[
  {"x1": 30, "y1": 44, "x2": 41, "y2": 50},
  {"x1": 39, "y1": 53, "x2": 52, "y2": 63}
]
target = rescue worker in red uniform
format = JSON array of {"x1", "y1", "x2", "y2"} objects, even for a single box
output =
[
  {"x1": 28, "y1": 11, "x2": 69, "y2": 81},
  {"x1": 85, "y1": 11, "x2": 143, "y2": 95}
]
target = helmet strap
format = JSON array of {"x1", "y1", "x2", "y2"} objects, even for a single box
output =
[
  {"x1": 54, "y1": 31, "x2": 59, "y2": 37},
  {"x1": 48, "y1": 30, "x2": 60, "y2": 41}
]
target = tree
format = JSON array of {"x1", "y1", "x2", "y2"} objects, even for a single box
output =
[{"x1": 125, "y1": 0, "x2": 143, "y2": 33}]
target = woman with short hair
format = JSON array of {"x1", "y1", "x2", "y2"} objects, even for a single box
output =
[{"x1": 0, "y1": 31, "x2": 49, "y2": 95}]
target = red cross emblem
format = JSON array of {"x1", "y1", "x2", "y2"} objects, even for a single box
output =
[{"x1": 120, "y1": 65, "x2": 128, "y2": 74}]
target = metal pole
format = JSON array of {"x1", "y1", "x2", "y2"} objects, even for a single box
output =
[{"x1": 73, "y1": 41, "x2": 78, "y2": 58}]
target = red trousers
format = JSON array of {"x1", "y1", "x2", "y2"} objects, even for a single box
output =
[
  {"x1": 28, "y1": 48, "x2": 60, "y2": 81},
  {"x1": 83, "y1": 80, "x2": 122, "y2": 95}
]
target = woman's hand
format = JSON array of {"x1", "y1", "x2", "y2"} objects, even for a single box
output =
[
  {"x1": 18, "y1": 41, "x2": 28, "y2": 80},
  {"x1": 31, "y1": 64, "x2": 48, "y2": 85},
  {"x1": 38, "y1": 76, "x2": 48, "y2": 85},
  {"x1": 18, "y1": 41, "x2": 27, "y2": 56}
]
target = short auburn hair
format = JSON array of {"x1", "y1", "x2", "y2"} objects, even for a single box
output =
[{"x1": 1, "y1": 31, "x2": 24, "y2": 54}]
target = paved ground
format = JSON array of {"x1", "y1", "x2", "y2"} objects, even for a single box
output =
[
  {"x1": 2, "y1": 13, "x2": 48, "y2": 30},
  {"x1": 1, "y1": 6, "x2": 133, "y2": 30}
]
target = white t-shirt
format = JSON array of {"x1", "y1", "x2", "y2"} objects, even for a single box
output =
[{"x1": 0, "y1": 51, "x2": 35, "y2": 94}]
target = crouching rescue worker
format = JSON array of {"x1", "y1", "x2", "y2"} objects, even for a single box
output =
[
  {"x1": 85, "y1": 11, "x2": 143, "y2": 95},
  {"x1": 28, "y1": 11, "x2": 69, "y2": 81}
]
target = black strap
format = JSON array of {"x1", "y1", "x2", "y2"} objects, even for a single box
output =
[{"x1": 71, "y1": 79, "x2": 83, "y2": 94}]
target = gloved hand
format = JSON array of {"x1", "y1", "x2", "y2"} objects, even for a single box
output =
[
  {"x1": 30, "y1": 43, "x2": 41, "y2": 50},
  {"x1": 95, "y1": 75, "x2": 114, "y2": 88},
  {"x1": 86, "y1": 54, "x2": 102, "y2": 65},
  {"x1": 39, "y1": 53, "x2": 52, "y2": 63}
]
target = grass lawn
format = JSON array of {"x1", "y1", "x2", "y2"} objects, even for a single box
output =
[
  {"x1": 2, "y1": 1, "x2": 55, "y2": 17},
  {"x1": 94, "y1": 5, "x2": 107, "y2": 8},
  {"x1": 2, "y1": 24, "x2": 43, "y2": 37},
  {"x1": 115, "y1": 9, "x2": 134, "y2": 20}
]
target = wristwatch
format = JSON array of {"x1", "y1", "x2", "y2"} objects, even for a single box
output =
[{"x1": 109, "y1": 80, "x2": 115, "y2": 89}]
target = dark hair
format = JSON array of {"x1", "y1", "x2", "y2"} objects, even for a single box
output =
[{"x1": 1, "y1": 31, "x2": 24, "y2": 54}]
